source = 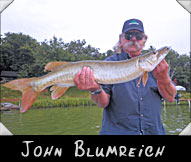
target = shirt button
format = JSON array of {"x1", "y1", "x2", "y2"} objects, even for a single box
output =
[
  {"x1": 140, "y1": 97, "x2": 143, "y2": 101},
  {"x1": 141, "y1": 114, "x2": 144, "y2": 117}
]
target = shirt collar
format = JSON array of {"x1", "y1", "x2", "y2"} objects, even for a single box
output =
[{"x1": 120, "y1": 49, "x2": 131, "y2": 60}]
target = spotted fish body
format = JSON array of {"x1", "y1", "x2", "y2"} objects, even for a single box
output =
[{"x1": 4, "y1": 46, "x2": 170, "y2": 113}]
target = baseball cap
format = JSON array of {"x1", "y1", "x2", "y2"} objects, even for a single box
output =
[{"x1": 122, "y1": 19, "x2": 144, "y2": 33}]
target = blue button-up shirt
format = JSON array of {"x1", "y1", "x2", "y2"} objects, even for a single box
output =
[{"x1": 100, "y1": 50, "x2": 166, "y2": 135}]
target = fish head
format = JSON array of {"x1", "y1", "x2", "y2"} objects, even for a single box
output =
[
  {"x1": 139, "y1": 46, "x2": 170, "y2": 71},
  {"x1": 155, "y1": 46, "x2": 170, "y2": 63},
  {"x1": 139, "y1": 52, "x2": 158, "y2": 71}
]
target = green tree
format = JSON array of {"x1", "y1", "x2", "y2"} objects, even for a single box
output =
[
  {"x1": 64, "y1": 39, "x2": 102, "y2": 61},
  {"x1": 165, "y1": 49, "x2": 190, "y2": 91},
  {"x1": 1, "y1": 32, "x2": 39, "y2": 77}
]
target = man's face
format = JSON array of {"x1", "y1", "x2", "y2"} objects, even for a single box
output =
[{"x1": 120, "y1": 29, "x2": 147, "y2": 57}]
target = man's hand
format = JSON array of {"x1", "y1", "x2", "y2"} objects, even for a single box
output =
[
  {"x1": 152, "y1": 59, "x2": 170, "y2": 82},
  {"x1": 152, "y1": 59, "x2": 176, "y2": 102},
  {"x1": 74, "y1": 66, "x2": 100, "y2": 91},
  {"x1": 74, "y1": 66, "x2": 110, "y2": 108}
]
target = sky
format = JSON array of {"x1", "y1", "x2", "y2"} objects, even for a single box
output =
[{"x1": 1, "y1": 0, "x2": 190, "y2": 54}]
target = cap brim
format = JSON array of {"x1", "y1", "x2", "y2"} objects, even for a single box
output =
[{"x1": 123, "y1": 27, "x2": 144, "y2": 33}]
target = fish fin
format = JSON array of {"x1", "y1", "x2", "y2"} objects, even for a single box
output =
[
  {"x1": 137, "y1": 76, "x2": 142, "y2": 87},
  {"x1": 44, "y1": 61, "x2": 68, "y2": 72},
  {"x1": 21, "y1": 87, "x2": 40, "y2": 113},
  {"x1": 3, "y1": 78, "x2": 40, "y2": 113},
  {"x1": 50, "y1": 85, "x2": 69, "y2": 100},
  {"x1": 142, "y1": 72, "x2": 148, "y2": 87}
]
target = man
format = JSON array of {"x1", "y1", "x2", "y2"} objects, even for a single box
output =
[{"x1": 74, "y1": 18, "x2": 177, "y2": 135}]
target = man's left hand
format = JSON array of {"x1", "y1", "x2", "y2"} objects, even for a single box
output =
[{"x1": 152, "y1": 59, "x2": 170, "y2": 81}]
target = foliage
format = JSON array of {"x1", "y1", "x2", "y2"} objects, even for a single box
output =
[
  {"x1": 1, "y1": 32, "x2": 190, "y2": 91},
  {"x1": 1, "y1": 33, "x2": 38, "y2": 77},
  {"x1": 1, "y1": 33, "x2": 106, "y2": 78},
  {"x1": 32, "y1": 98, "x2": 96, "y2": 108},
  {"x1": 165, "y1": 50, "x2": 190, "y2": 92},
  {"x1": 1, "y1": 85, "x2": 90, "y2": 99},
  {"x1": 1, "y1": 84, "x2": 95, "y2": 108}
]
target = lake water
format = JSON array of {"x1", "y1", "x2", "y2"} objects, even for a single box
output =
[{"x1": 1, "y1": 105, "x2": 190, "y2": 135}]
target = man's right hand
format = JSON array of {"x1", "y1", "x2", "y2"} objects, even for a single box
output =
[
  {"x1": 74, "y1": 66, "x2": 110, "y2": 108},
  {"x1": 74, "y1": 66, "x2": 100, "y2": 92}
]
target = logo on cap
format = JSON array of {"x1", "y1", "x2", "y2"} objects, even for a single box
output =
[{"x1": 129, "y1": 20, "x2": 139, "y2": 25}]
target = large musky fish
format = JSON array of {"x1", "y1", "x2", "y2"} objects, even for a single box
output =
[{"x1": 3, "y1": 46, "x2": 170, "y2": 113}]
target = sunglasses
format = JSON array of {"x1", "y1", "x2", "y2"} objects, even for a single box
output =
[{"x1": 125, "y1": 32, "x2": 144, "y2": 40}]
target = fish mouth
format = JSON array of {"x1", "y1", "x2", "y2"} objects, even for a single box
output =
[{"x1": 156, "y1": 46, "x2": 170, "y2": 60}]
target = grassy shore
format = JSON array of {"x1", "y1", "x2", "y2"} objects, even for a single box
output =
[
  {"x1": 1, "y1": 84, "x2": 190, "y2": 108},
  {"x1": 1, "y1": 85, "x2": 96, "y2": 108}
]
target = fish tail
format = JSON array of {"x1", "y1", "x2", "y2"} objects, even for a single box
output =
[{"x1": 3, "y1": 78, "x2": 40, "y2": 113}]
